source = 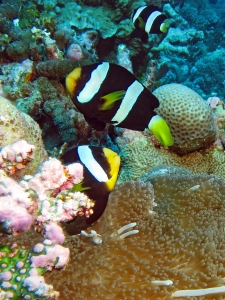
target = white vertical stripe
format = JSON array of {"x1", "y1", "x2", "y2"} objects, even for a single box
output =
[
  {"x1": 77, "y1": 62, "x2": 109, "y2": 103},
  {"x1": 78, "y1": 146, "x2": 109, "y2": 182},
  {"x1": 132, "y1": 6, "x2": 147, "y2": 23},
  {"x1": 145, "y1": 11, "x2": 161, "y2": 33},
  {"x1": 111, "y1": 80, "x2": 144, "y2": 125}
]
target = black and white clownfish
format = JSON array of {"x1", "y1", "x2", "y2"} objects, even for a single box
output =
[
  {"x1": 131, "y1": 5, "x2": 169, "y2": 43},
  {"x1": 61, "y1": 145, "x2": 120, "y2": 234},
  {"x1": 66, "y1": 62, "x2": 173, "y2": 148}
]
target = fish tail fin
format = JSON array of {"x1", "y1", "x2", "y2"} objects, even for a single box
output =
[
  {"x1": 148, "y1": 115, "x2": 173, "y2": 147},
  {"x1": 99, "y1": 90, "x2": 126, "y2": 110},
  {"x1": 160, "y1": 19, "x2": 170, "y2": 33}
]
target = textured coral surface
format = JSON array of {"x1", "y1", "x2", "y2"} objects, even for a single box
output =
[
  {"x1": 154, "y1": 83, "x2": 217, "y2": 154},
  {"x1": 0, "y1": 96, "x2": 47, "y2": 179},
  {"x1": 44, "y1": 171, "x2": 225, "y2": 299}
]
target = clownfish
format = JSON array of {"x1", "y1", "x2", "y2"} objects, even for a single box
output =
[
  {"x1": 131, "y1": 5, "x2": 170, "y2": 43},
  {"x1": 66, "y1": 62, "x2": 173, "y2": 148},
  {"x1": 61, "y1": 145, "x2": 120, "y2": 234}
]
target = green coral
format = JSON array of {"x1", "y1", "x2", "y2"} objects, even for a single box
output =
[
  {"x1": 19, "y1": 2, "x2": 39, "y2": 29},
  {"x1": 0, "y1": 243, "x2": 58, "y2": 299},
  {"x1": 38, "y1": 11, "x2": 56, "y2": 32}
]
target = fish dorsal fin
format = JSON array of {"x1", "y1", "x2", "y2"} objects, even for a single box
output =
[{"x1": 99, "y1": 90, "x2": 126, "y2": 111}]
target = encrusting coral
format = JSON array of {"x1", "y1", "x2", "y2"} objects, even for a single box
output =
[
  {"x1": 45, "y1": 168, "x2": 225, "y2": 299},
  {"x1": 0, "y1": 239, "x2": 69, "y2": 299},
  {"x1": 118, "y1": 138, "x2": 225, "y2": 183},
  {"x1": 0, "y1": 96, "x2": 47, "y2": 180},
  {"x1": 0, "y1": 140, "x2": 35, "y2": 176}
]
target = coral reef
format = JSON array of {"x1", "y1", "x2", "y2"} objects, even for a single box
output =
[
  {"x1": 190, "y1": 49, "x2": 225, "y2": 97},
  {"x1": 0, "y1": 147, "x2": 95, "y2": 240},
  {"x1": 0, "y1": 96, "x2": 47, "y2": 180},
  {"x1": 1, "y1": 0, "x2": 225, "y2": 298}
]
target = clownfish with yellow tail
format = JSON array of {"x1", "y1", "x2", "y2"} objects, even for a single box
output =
[
  {"x1": 61, "y1": 145, "x2": 120, "y2": 234},
  {"x1": 66, "y1": 62, "x2": 173, "y2": 148},
  {"x1": 131, "y1": 5, "x2": 170, "y2": 43}
]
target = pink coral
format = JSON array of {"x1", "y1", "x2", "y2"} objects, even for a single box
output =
[
  {"x1": 31, "y1": 239, "x2": 70, "y2": 270},
  {"x1": 67, "y1": 43, "x2": 84, "y2": 61},
  {"x1": 0, "y1": 175, "x2": 34, "y2": 234},
  {"x1": 43, "y1": 222, "x2": 65, "y2": 244},
  {"x1": 0, "y1": 140, "x2": 35, "y2": 176},
  {"x1": 22, "y1": 157, "x2": 68, "y2": 199}
]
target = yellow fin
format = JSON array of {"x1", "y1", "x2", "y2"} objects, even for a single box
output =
[
  {"x1": 99, "y1": 90, "x2": 126, "y2": 111},
  {"x1": 148, "y1": 115, "x2": 173, "y2": 147},
  {"x1": 102, "y1": 148, "x2": 121, "y2": 191}
]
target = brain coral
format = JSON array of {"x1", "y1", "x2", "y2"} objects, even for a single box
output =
[
  {"x1": 0, "y1": 96, "x2": 47, "y2": 179},
  {"x1": 118, "y1": 138, "x2": 225, "y2": 183},
  {"x1": 44, "y1": 169, "x2": 225, "y2": 299},
  {"x1": 153, "y1": 83, "x2": 217, "y2": 155}
]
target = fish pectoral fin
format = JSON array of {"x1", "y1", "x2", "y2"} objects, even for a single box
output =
[
  {"x1": 70, "y1": 182, "x2": 91, "y2": 193},
  {"x1": 99, "y1": 90, "x2": 126, "y2": 111},
  {"x1": 84, "y1": 115, "x2": 106, "y2": 131},
  {"x1": 160, "y1": 19, "x2": 170, "y2": 33},
  {"x1": 137, "y1": 16, "x2": 145, "y2": 30}
]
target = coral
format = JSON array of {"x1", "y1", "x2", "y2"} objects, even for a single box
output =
[
  {"x1": 0, "y1": 96, "x2": 47, "y2": 180},
  {"x1": 0, "y1": 172, "x2": 34, "y2": 235},
  {"x1": 66, "y1": 43, "x2": 84, "y2": 61},
  {"x1": 56, "y1": 2, "x2": 117, "y2": 39},
  {"x1": 152, "y1": 27, "x2": 204, "y2": 57},
  {"x1": 153, "y1": 83, "x2": 217, "y2": 155},
  {"x1": 34, "y1": 59, "x2": 92, "y2": 79},
  {"x1": 190, "y1": 49, "x2": 225, "y2": 96},
  {"x1": 0, "y1": 239, "x2": 69, "y2": 299},
  {"x1": 43, "y1": 37, "x2": 63, "y2": 60},
  {"x1": 117, "y1": 138, "x2": 225, "y2": 183},
  {"x1": 0, "y1": 151, "x2": 95, "y2": 241},
  {"x1": 45, "y1": 172, "x2": 225, "y2": 299},
  {"x1": 0, "y1": 140, "x2": 35, "y2": 176},
  {"x1": 1, "y1": 60, "x2": 34, "y2": 99},
  {"x1": 116, "y1": 44, "x2": 133, "y2": 73},
  {"x1": 20, "y1": 157, "x2": 95, "y2": 241}
]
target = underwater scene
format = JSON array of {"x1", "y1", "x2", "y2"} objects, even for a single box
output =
[{"x1": 1, "y1": 0, "x2": 225, "y2": 299}]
